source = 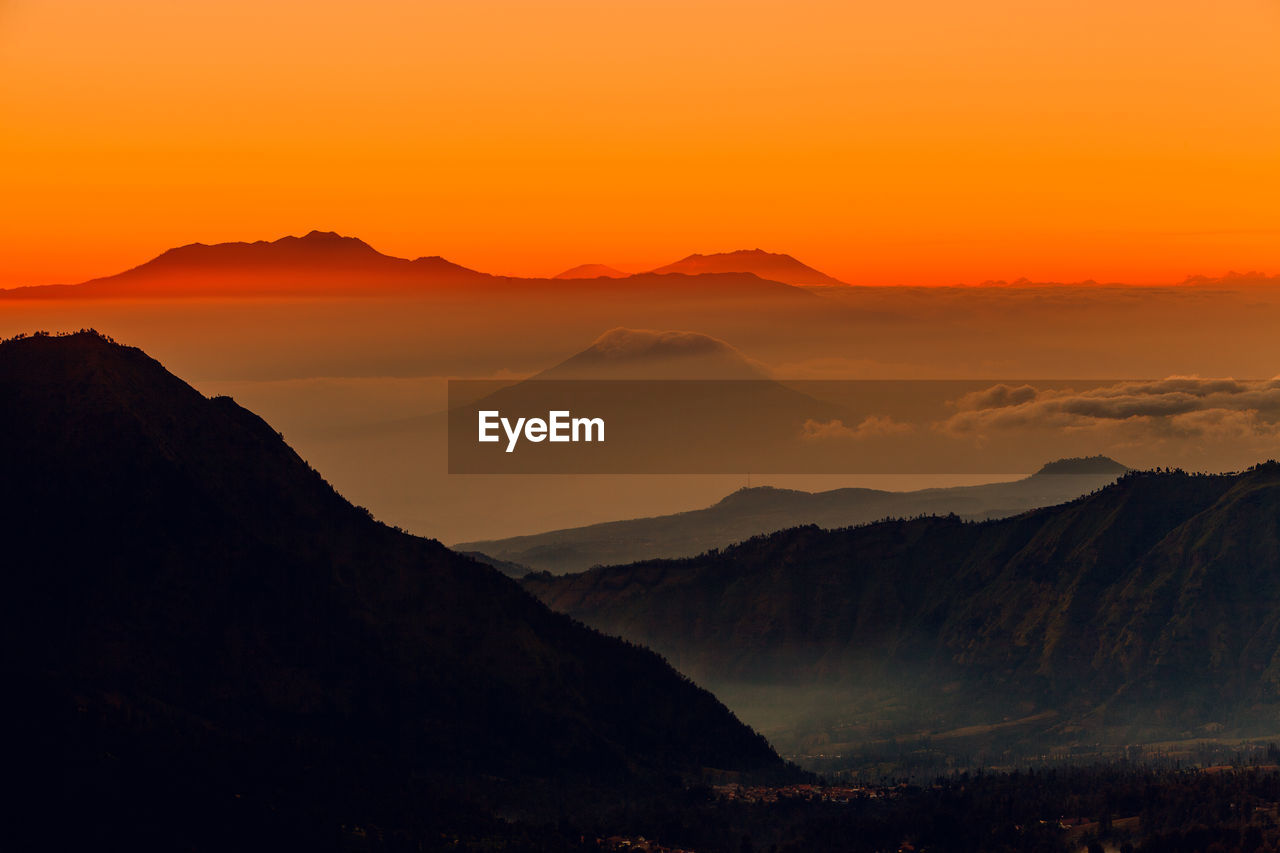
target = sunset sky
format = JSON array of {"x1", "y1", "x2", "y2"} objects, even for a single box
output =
[{"x1": 2, "y1": 0, "x2": 1279, "y2": 288}]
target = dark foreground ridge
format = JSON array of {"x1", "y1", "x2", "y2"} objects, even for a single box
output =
[{"x1": 0, "y1": 330, "x2": 792, "y2": 849}]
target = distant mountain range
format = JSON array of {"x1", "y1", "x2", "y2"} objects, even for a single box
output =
[
  {"x1": 2, "y1": 230, "x2": 493, "y2": 297},
  {"x1": 524, "y1": 463, "x2": 1280, "y2": 752},
  {"x1": 554, "y1": 251, "x2": 845, "y2": 286},
  {"x1": 459, "y1": 457, "x2": 1129, "y2": 574},
  {"x1": 0, "y1": 331, "x2": 792, "y2": 846},
  {"x1": 0, "y1": 231, "x2": 833, "y2": 299},
  {"x1": 649, "y1": 249, "x2": 847, "y2": 286}
]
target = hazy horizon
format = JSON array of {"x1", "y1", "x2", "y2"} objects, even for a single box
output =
[{"x1": 4, "y1": 228, "x2": 1279, "y2": 292}]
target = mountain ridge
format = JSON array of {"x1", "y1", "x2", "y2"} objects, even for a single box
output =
[
  {"x1": 649, "y1": 249, "x2": 846, "y2": 287},
  {"x1": 1, "y1": 230, "x2": 491, "y2": 297},
  {"x1": 459, "y1": 458, "x2": 1129, "y2": 574},
  {"x1": 521, "y1": 464, "x2": 1280, "y2": 751},
  {"x1": 0, "y1": 233, "x2": 820, "y2": 300},
  {"x1": 0, "y1": 330, "x2": 793, "y2": 845}
]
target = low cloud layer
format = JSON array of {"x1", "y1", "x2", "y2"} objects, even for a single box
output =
[{"x1": 941, "y1": 377, "x2": 1280, "y2": 441}]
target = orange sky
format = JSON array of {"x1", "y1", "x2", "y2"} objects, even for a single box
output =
[{"x1": 2, "y1": 0, "x2": 1279, "y2": 288}]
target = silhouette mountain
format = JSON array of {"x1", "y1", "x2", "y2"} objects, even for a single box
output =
[
  {"x1": 0, "y1": 233, "x2": 819, "y2": 301},
  {"x1": 448, "y1": 329, "x2": 843, "y2": 475},
  {"x1": 554, "y1": 263, "x2": 626, "y2": 279},
  {"x1": 1035, "y1": 454, "x2": 1130, "y2": 475},
  {"x1": 0, "y1": 331, "x2": 790, "y2": 847},
  {"x1": 460, "y1": 458, "x2": 1128, "y2": 574},
  {"x1": 535, "y1": 327, "x2": 770, "y2": 380},
  {"x1": 524, "y1": 464, "x2": 1280, "y2": 745},
  {"x1": 0, "y1": 230, "x2": 491, "y2": 297},
  {"x1": 649, "y1": 249, "x2": 846, "y2": 287}
]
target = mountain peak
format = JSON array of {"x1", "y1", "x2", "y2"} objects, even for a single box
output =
[
  {"x1": 554, "y1": 263, "x2": 626, "y2": 279},
  {"x1": 687, "y1": 249, "x2": 779, "y2": 259},
  {"x1": 649, "y1": 250, "x2": 846, "y2": 286},
  {"x1": 4, "y1": 232, "x2": 491, "y2": 298},
  {"x1": 538, "y1": 327, "x2": 769, "y2": 379},
  {"x1": 1, "y1": 328, "x2": 151, "y2": 371},
  {"x1": 286, "y1": 229, "x2": 377, "y2": 250},
  {"x1": 1033, "y1": 455, "x2": 1130, "y2": 476},
  {"x1": 148, "y1": 230, "x2": 383, "y2": 266}
]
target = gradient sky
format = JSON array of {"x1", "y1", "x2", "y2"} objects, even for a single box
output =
[{"x1": 2, "y1": 0, "x2": 1279, "y2": 287}]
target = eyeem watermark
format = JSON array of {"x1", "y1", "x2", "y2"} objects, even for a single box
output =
[
  {"x1": 446, "y1": 378, "x2": 1265, "y2": 474},
  {"x1": 478, "y1": 410, "x2": 605, "y2": 453}
]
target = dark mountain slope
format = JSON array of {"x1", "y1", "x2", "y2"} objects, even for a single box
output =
[
  {"x1": 0, "y1": 331, "x2": 788, "y2": 847},
  {"x1": 1097, "y1": 471, "x2": 1280, "y2": 713},
  {"x1": 524, "y1": 467, "x2": 1280, "y2": 737}
]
